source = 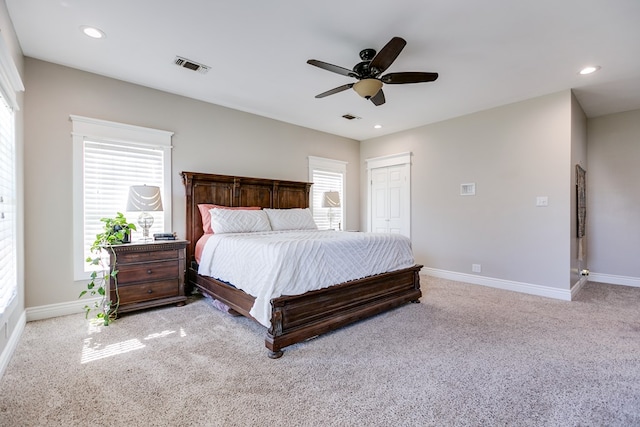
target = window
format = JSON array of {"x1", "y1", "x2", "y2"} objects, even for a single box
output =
[
  {"x1": 0, "y1": 98, "x2": 16, "y2": 315},
  {"x1": 0, "y1": 35, "x2": 23, "y2": 315},
  {"x1": 72, "y1": 116, "x2": 173, "y2": 280},
  {"x1": 308, "y1": 156, "x2": 347, "y2": 230}
]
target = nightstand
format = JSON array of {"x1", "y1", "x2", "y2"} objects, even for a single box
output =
[{"x1": 106, "y1": 240, "x2": 189, "y2": 315}]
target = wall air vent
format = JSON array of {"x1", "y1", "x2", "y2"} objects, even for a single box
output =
[
  {"x1": 173, "y1": 56, "x2": 210, "y2": 74},
  {"x1": 342, "y1": 114, "x2": 361, "y2": 120}
]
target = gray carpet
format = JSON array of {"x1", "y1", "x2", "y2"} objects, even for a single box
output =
[{"x1": 1, "y1": 277, "x2": 639, "y2": 426}]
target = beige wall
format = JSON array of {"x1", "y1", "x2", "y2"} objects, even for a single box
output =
[
  {"x1": 361, "y1": 91, "x2": 574, "y2": 290},
  {"x1": 587, "y1": 109, "x2": 640, "y2": 279},
  {"x1": 23, "y1": 58, "x2": 359, "y2": 308}
]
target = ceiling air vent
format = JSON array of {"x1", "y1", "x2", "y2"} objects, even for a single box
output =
[
  {"x1": 342, "y1": 114, "x2": 361, "y2": 120},
  {"x1": 174, "y1": 56, "x2": 210, "y2": 74}
]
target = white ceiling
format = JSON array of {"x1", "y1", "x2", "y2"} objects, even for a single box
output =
[{"x1": 7, "y1": 0, "x2": 640, "y2": 140}]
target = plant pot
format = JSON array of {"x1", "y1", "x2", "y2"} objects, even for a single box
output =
[{"x1": 113, "y1": 225, "x2": 131, "y2": 243}]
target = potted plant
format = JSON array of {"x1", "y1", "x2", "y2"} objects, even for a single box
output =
[{"x1": 79, "y1": 212, "x2": 137, "y2": 325}]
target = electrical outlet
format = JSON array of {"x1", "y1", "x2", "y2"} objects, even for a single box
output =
[
  {"x1": 536, "y1": 196, "x2": 549, "y2": 207},
  {"x1": 472, "y1": 264, "x2": 482, "y2": 273}
]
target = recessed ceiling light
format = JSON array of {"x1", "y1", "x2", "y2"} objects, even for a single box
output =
[
  {"x1": 578, "y1": 65, "x2": 600, "y2": 75},
  {"x1": 80, "y1": 26, "x2": 106, "y2": 39},
  {"x1": 374, "y1": 124, "x2": 383, "y2": 129}
]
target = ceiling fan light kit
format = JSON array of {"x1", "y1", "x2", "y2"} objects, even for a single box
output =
[
  {"x1": 353, "y1": 79, "x2": 383, "y2": 99},
  {"x1": 307, "y1": 36, "x2": 438, "y2": 106}
]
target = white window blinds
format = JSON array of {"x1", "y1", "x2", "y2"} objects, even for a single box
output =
[
  {"x1": 82, "y1": 140, "x2": 165, "y2": 264},
  {"x1": 311, "y1": 170, "x2": 344, "y2": 230},
  {"x1": 0, "y1": 100, "x2": 16, "y2": 315},
  {"x1": 0, "y1": 34, "x2": 23, "y2": 315},
  {"x1": 308, "y1": 156, "x2": 347, "y2": 231}
]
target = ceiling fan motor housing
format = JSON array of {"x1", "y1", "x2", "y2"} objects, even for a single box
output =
[{"x1": 353, "y1": 61, "x2": 371, "y2": 77}]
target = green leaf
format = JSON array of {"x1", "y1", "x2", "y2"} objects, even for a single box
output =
[{"x1": 82, "y1": 213, "x2": 131, "y2": 325}]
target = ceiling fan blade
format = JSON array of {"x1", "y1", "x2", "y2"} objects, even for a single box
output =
[
  {"x1": 307, "y1": 59, "x2": 358, "y2": 78},
  {"x1": 369, "y1": 37, "x2": 407, "y2": 75},
  {"x1": 381, "y1": 72, "x2": 439, "y2": 84},
  {"x1": 315, "y1": 83, "x2": 354, "y2": 98},
  {"x1": 370, "y1": 89, "x2": 386, "y2": 106}
]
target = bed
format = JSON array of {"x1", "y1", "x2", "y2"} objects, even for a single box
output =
[{"x1": 181, "y1": 171, "x2": 423, "y2": 358}]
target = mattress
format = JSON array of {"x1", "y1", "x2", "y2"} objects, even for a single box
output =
[{"x1": 197, "y1": 229, "x2": 415, "y2": 327}]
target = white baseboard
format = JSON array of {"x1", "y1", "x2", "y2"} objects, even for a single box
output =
[
  {"x1": 26, "y1": 297, "x2": 101, "y2": 322},
  {"x1": 571, "y1": 275, "x2": 589, "y2": 299},
  {"x1": 0, "y1": 310, "x2": 26, "y2": 379},
  {"x1": 588, "y1": 272, "x2": 640, "y2": 288},
  {"x1": 421, "y1": 268, "x2": 573, "y2": 301}
]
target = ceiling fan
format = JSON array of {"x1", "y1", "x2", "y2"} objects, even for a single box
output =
[{"x1": 307, "y1": 36, "x2": 438, "y2": 106}]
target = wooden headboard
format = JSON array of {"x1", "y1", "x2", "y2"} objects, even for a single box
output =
[{"x1": 181, "y1": 172, "x2": 312, "y2": 265}]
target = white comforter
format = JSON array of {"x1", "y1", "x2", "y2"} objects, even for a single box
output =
[{"x1": 198, "y1": 230, "x2": 415, "y2": 327}]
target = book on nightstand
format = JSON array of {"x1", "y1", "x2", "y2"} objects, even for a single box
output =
[{"x1": 153, "y1": 232, "x2": 177, "y2": 241}]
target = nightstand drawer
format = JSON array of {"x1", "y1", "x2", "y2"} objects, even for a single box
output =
[
  {"x1": 116, "y1": 260, "x2": 179, "y2": 285},
  {"x1": 117, "y1": 249, "x2": 179, "y2": 264},
  {"x1": 117, "y1": 280, "x2": 179, "y2": 304}
]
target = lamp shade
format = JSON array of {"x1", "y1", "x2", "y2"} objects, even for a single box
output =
[
  {"x1": 322, "y1": 191, "x2": 341, "y2": 208},
  {"x1": 126, "y1": 185, "x2": 163, "y2": 212}
]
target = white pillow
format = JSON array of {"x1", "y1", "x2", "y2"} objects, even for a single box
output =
[
  {"x1": 208, "y1": 208, "x2": 271, "y2": 234},
  {"x1": 264, "y1": 208, "x2": 318, "y2": 231}
]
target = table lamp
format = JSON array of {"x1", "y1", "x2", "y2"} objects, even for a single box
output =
[
  {"x1": 126, "y1": 185, "x2": 163, "y2": 241},
  {"x1": 322, "y1": 191, "x2": 341, "y2": 230}
]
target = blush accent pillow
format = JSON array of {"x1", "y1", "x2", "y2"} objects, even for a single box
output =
[
  {"x1": 208, "y1": 208, "x2": 272, "y2": 234},
  {"x1": 264, "y1": 208, "x2": 318, "y2": 231},
  {"x1": 198, "y1": 204, "x2": 261, "y2": 234}
]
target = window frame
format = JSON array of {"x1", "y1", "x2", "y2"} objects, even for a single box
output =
[{"x1": 71, "y1": 115, "x2": 173, "y2": 281}]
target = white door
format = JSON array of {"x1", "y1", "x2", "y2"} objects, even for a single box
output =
[
  {"x1": 370, "y1": 164, "x2": 410, "y2": 237},
  {"x1": 371, "y1": 167, "x2": 390, "y2": 233}
]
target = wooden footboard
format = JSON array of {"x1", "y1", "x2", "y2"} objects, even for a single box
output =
[
  {"x1": 190, "y1": 263, "x2": 422, "y2": 358},
  {"x1": 266, "y1": 264, "x2": 422, "y2": 358}
]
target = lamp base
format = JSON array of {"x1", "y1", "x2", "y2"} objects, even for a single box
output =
[
  {"x1": 327, "y1": 208, "x2": 336, "y2": 231},
  {"x1": 138, "y1": 212, "x2": 154, "y2": 241}
]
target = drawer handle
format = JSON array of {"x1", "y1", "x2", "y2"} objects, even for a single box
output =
[
  {"x1": 147, "y1": 289, "x2": 153, "y2": 294},
  {"x1": 147, "y1": 269, "x2": 152, "y2": 274}
]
